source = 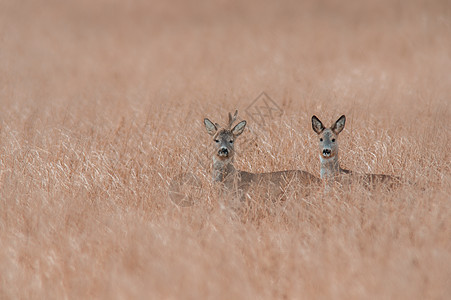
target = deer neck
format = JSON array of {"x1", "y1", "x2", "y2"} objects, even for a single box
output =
[
  {"x1": 319, "y1": 155, "x2": 341, "y2": 180},
  {"x1": 212, "y1": 156, "x2": 237, "y2": 183}
]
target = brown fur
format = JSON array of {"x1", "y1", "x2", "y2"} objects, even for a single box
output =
[
  {"x1": 312, "y1": 115, "x2": 400, "y2": 190},
  {"x1": 204, "y1": 111, "x2": 320, "y2": 206}
]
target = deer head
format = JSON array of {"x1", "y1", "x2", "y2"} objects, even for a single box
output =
[
  {"x1": 204, "y1": 110, "x2": 247, "y2": 162},
  {"x1": 312, "y1": 115, "x2": 346, "y2": 160}
]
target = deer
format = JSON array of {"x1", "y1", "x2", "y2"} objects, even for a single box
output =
[
  {"x1": 311, "y1": 115, "x2": 400, "y2": 190},
  {"x1": 204, "y1": 110, "x2": 320, "y2": 206}
]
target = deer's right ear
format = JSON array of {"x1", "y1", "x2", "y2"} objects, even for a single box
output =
[
  {"x1": 332, "y1": 115, "x2": 346, "y2": 135},
  {"x1": 204, "y1": 118, "x2": 217, "y2": 136},
  {"x1": 311, "y1": 116, "x2": 325, "y2": 134},
  {"x1": 232, "y1": 120, "x2": 246, "y2": 136}
]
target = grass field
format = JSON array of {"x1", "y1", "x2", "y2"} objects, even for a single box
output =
[{"x1": 0, "y1": 0, "x2": 450, "y2": 299}]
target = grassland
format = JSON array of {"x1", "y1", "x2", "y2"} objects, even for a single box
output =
[{"x1": 0, "y1": 0, "x2": 450, "y2": 299}]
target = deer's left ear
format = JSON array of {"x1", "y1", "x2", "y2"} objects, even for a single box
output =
[
  {"x1": 204, "y1": 118, "x2": 218, "y2": 136},
  {"x1": 332, "y1": 115, "x2": 346, "y2": 134},
  {"x1": 311, "y1": 115, "x2": 325, "y2": 134},
  {"x1": 232, "y1": 120, "x2": 246, "y2": 136}
]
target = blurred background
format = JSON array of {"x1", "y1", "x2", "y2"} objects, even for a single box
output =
[{"x1": 1, "y1": 0, "x2": 449, "y2": 117}]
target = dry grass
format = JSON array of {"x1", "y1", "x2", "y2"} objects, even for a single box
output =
[{"x1": 0, "y1": 0, "x2": 450, "y2": 299}]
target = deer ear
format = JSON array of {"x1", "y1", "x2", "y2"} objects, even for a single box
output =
[
  {"x1": 204, "y1": 118, "x2": 217, "y2": 136},
  {"x1": 332, "y1": 115, "x2": 346, "y2": 134},
  {"x1": 311, "y1": 115, "x2": 325, "y2": 134},
  {"x1": 232, "y1": 120, "x2": 246, "y2": 136}
]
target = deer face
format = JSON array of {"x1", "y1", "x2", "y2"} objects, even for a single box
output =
[
  {"x1": 212, "y1": 129, "x2": 236, "y2": 160},
  {"x1": 204, "y1": 111, "x2": 246, "y2": 161},
  {"x1": 312, "y1": 115, "x2": 346, "y2": 160}
]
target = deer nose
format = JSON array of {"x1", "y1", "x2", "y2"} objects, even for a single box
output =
[
  {"x1": 218, "y1": 147, "x2": 228, "y2": 156},
  {"x1": 323, "y1": 149, "x2": 331, "y2": 156}
]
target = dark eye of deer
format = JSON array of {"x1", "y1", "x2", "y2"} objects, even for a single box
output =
[
  {"x1": 229, "y1": 140, "x2": 233, "y2": 143},
  {"x1": 332, "y1": 138, "x2": 336, "y2": 142},
  {"x1": 215, "y1": 139, "x2": 219, "y2": 143},
  {"x1": 320, "y1": 138, "x2": 323, "y2": 142}
]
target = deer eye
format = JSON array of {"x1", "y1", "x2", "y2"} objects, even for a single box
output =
[
  {"x1": 320, "y1": 138, "x2": 323, "y2": 142},
  {"x1": 229, "y1": 140, "x2": 233, "y2": 143},
  {"x1": 332, "y1": 138, "x2": 336, "y2": 142},
  {"x1": 214, "y1": 139, "x2": 219, "y2": 143}
]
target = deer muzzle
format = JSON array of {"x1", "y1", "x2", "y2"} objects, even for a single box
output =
[
  {"x1": 322, "y1": 149, "x2": 332, "y2": 157},
  {"x1": 218, "y1": 147, "x2": 229, "y2": 157}
]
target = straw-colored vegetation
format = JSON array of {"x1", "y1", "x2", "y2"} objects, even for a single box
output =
[{"x1": 0, "y1": 0, "x2": 450, "y2": 299}]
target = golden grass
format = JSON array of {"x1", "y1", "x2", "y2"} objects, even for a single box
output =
[{"x1": 0, "y1": 0, "x2": 450, "y2": 298}]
